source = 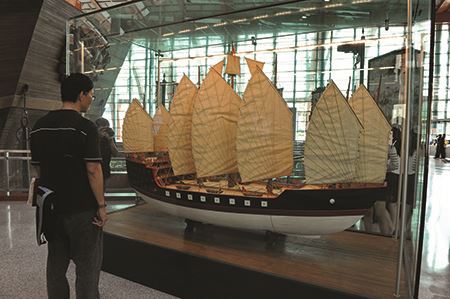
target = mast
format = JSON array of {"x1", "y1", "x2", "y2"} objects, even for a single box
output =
[{"x1": 155, "y1": 50, "x2": 163, "y2": 107}]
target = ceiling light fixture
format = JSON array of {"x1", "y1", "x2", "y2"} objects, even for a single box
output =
[
  {"x1": 275, "y1": 11, "x2": 292, "y2": 16},
  {"x1": 195, "y1": 26, "x2": 208, "y2": 31},
  {"x1": 213, "y1": 22, "x2": 228, "y2": 27},
  {"x1": 253, "y1": 14, "x2": 269, "y2": 20},
  {"x1": 232, "y1": 18, "x2": 247, "y2": 23}
]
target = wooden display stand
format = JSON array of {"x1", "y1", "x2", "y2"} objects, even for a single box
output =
[{"x1": 102, "y1": 203, "x2": 407, "y2": 299}]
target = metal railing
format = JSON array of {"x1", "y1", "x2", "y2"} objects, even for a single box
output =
[
  {"x1": 0, "y1": 150, "x2": 32, "y2": 196},
  {"x1": 0, "y1": 150, "x2": 132, "y2": 197}
]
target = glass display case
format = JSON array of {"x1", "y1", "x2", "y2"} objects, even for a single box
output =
[{"x1": 68, "y1": 0, "x2": 434, "y2": 297}]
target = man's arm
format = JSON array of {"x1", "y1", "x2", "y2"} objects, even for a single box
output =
[
  {"x1": 86, "y1": 162, "x2": 108, "y2": 227},
  {"x1": 110, "y1": 138, "x2": 119, "y2": 157},
  {"x1": 32, "y1": 165, "x2": 41, "y2": 178},
  {"x1": 106, "y1": 128, "x2": 119, "y2": 157},
  {"x1": 28, "y1": 165, "x2": 41, "y2": 206}
]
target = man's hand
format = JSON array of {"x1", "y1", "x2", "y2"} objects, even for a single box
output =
[
  {"x1": 86, "y1": 162, "x2": 107, "y2": 227},
  {"x1": 92, "y1": 207, "x2": 108, "y2": 227}
]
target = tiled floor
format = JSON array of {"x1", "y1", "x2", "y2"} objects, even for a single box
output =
[
  {"x1": 418, "y1": 158, "x2": 450, "y2": 299},
  {"x1": 0, "y1": 200, "x2": 177, "y2": 299}
]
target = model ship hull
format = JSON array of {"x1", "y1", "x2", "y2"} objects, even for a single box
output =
[{"x1": 127, "y1": 159, "x2": 387, "y2": 235}]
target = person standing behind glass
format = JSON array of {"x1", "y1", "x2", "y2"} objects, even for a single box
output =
[
  {"x1": 434, "y1": 134, "x2": 446, "y2": 159},
  {"x1": 95, "y1": 117, "x2": 119, "y2": 186},
  {"x1": 386, "y1": 127, "x2": 402, "y2": 232},
  {"x1": 438, "y1": 134, "x2": 446, "y2": 159},
  {"x1": 386, "y1": 127, "x2": 417, "y2": 237}
]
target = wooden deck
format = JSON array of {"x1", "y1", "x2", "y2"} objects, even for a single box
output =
[{"x1": 103, "y1": 203, "x2": 407, "y2": 299}]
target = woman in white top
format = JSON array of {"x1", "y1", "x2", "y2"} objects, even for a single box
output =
[{"x1": 386, "y1": 127, "x2": 417, "y2": 236}]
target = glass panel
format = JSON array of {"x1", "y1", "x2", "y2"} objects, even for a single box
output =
[
  {"x1": 68, "y1": 1, "x2": 433, "y2": 297},
  {"x1": 409, "y1": 0, "x2": 432, "y2": 293}
]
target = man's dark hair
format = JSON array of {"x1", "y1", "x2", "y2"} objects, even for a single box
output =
[{"x1": 61, "y1": 73, "x2": 94, "y2": 103}]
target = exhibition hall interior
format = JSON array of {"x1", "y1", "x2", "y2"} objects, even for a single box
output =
[{"x1": 1, "y1": 0, "x2": 450, "y2": 298}]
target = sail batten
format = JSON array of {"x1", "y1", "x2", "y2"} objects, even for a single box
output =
[
  {"x1": 349, "y1": 85, "x2": 391, "y2": 183},
  {"x1": 122, "y1": 99, "x2": 154, "y2": 153},
  {"x1": 191, "y1": 68, "x2": 242, "y2": 177},
  {"x1": 236, "y1": 64, "x2": 293, "y2": 182},
  {"x1": 304, "y1": 82, "x2": 363, "y2": 184},
  {"x1": 167, "y1": 75, "x2": 197, "y2": 175},
  {"x1": 153, "y1": 105, "x2": 170, "y2": 152}
]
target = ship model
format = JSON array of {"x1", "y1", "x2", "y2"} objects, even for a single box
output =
[{"x1": 123, "y1": 53, "x2": 391, "y2": 236}]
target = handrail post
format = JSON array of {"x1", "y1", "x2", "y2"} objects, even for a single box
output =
[
  {"x1": 5, "y1": 151, "x2": 10, "y2": 197},
  {"x1": 27, "y1": 151, "x2": 31, "y2": 187}
]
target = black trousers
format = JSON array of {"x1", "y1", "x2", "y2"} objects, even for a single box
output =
[
  {"x1": 435, "y1": 146, "x2": 446, "y2": 158},
  {"x1": 47, "y1": 209, "x2": 103, "y2": 299}
]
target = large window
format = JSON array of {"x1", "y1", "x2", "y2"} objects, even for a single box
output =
[
  {"x1": 105, "y1": 25, "x2": 439, "y2": 142},
  {"x1": 430, "y1": 24, "x2": 450, "y2": 137}
]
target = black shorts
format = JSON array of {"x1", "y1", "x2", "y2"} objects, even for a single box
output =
[
  {"x1": 386, "y1": 172, "x2": 416, "y2": 205},
  {"x1": 386, "y1": 172, "x2": 399, "y2": 202}
]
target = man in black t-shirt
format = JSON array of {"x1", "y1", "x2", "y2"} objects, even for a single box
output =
[{"x1": 30, "y1": 73, "x2": 107, "y2": 299}]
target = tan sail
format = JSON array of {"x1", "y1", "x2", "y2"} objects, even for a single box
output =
[
  {"x1": 191, "y1": 68, "x2": 242, "y2": 177},
  {"x1": 122, "y1": 99, "x2": 154, "y2": 153},
  {"x1": 212, "y1": 60, "x2": 224, "y2": 75},
  {"x1": 245, "y1": 57, "x2": 265, "y2": 76},
  {"x1": 167, "y1": 75, "x2": 198, "y2": 175},
  {"x1": 225, "y1": 54, "x2": 240, "y2": 75},
  {"x1": 237, "y1": 65, "x2": 293, "y2": 182},
  {"x1": 349, "y1": 85, "x2": 391, "y2": 183},
  {"x1": 304, "y1": 81, "x2": 363, "y2": 184},
  {"x1": 153, "y1": 105, "x2": 171, "y2": 152}
]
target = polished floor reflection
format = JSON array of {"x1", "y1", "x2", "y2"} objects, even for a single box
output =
[
  {"x1": 419, "y1": 158, "x2": 450, "y2": 299},
  {"x1": 0, "y1": 200, "x2": 176, "y2": 299}
]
